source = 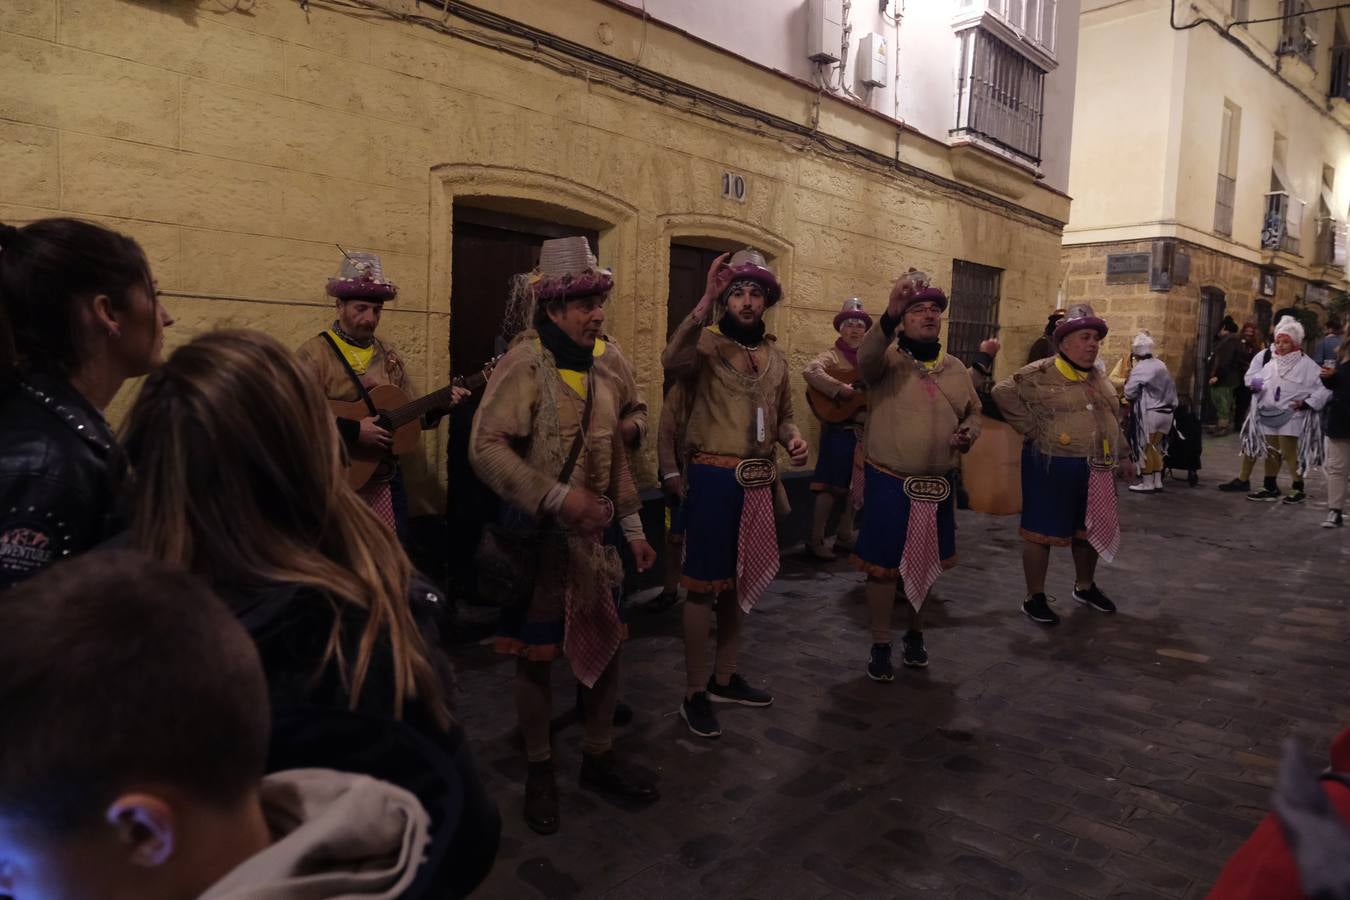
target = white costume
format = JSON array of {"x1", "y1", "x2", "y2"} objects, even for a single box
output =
[{"x1": 1240, "y1": 318, "x2": 1332, "y2": 473}]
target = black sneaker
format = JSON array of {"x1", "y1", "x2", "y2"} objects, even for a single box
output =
[
  {"x1": 1248, "y1": 487, "x2": 1282, "y2": 502},
  {"x1": 1217, "y1": 478, "x2": 1251, "y2": 492},
  {"x1": 1072, "y1": 583, "x2": 1117, "y2": 614},
  {"x1": 1281, "y1": 490, "x2": 1307, "y2": 505},
  {"x1": 901, "y1": 630, "x2": 929, "y2": 668},
  {"x1": 866, "y1": 643, "x2": 894, "y2": 682},
  {"x1": 680, "y1": 692, "x2": 721, "y2": 738},
  {"x1": 1022, "y1": 593, "x2": 1059, "y2": 626},
  {"x1": 1323, "y1": 510, "x2": 1344, "y2": 528},
  {"x1": 707, "y1": 673, "x2": 773, "y2": 707}
]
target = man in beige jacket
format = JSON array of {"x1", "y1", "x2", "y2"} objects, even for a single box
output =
[{"x1": 851, "y1": 271, "x2": 989, "y2": 679}]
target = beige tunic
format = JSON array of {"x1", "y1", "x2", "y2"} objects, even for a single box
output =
[
  {"x1": 857, "y1": 323, "x2": 982, "y2": 477},
  {"x1": 991, "y1": 357, "x2": 1125, "y2": 460},
  {"x1": 594, "y1": 337, "x2": 648, "y2": 449},
  {"x1": 661, "y1": 314, "x2": 801, "y2": 460},
  {"x1": 296, "y1": 332, "x2": 409, "y2": 403},
  {"x1": 470, "y1": 333, "x2": 639, "y2": 521},
  {"x1": 803, "y1": 344, "x2": 867, "y2": 428},
  {"x1": 657, "y1": 379, "x2": 692, "y2": 481}
]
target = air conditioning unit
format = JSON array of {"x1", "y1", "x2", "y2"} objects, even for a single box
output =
[
  {"x1": 1149, "y1": 240, "x2": 1189, "y2": 291},
  {"x1": 806, "y1": 0, "x2": 844, "y2": 63}
]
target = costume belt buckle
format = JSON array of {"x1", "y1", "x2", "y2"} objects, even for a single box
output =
[
  {"x1": 734, "y1": 458, "x2": 777, "y2": 488},
  {"x1": 1089, "y1": 455, "x2": 1115, "y2": 471},
  {"x1": 903, "y1": 475, "x2": 951, "y2": 503},
  {"x1": 597, "y1": 494, "x2": 615, "y2": 525}
]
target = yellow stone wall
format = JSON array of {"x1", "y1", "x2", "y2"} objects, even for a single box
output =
[{"x1": 3, "y1": 0, "x2": 1070, "y2": 507}]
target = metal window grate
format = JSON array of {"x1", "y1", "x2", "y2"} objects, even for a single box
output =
[
  {"x1": 947, "y1": 260, "x2": 1002, "y2": 362},
  {"x1": 953, "y1": 27, "x2": 1046, "y2": 165}
]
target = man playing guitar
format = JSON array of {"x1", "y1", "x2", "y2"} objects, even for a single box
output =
[{"x1": 296, "y1": 251, "x2": 469, "y2": 536}]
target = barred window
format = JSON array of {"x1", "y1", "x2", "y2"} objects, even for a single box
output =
[
  {"x1": 954, "y1": 27, "x2": 1047, "y2": 165},
  {"x1": 947, "y1": 260, "x2": 1002, "y2": 362}
]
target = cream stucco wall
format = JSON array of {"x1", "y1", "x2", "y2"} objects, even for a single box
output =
[{"x1": 3, "y1": 0, "x2": 1073, "y2": 507}]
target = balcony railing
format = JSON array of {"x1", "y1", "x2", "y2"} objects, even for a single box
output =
[
  {"x1": 1278, "y1": 0, "x2": 1318, "y2": 70},
  {"x1": 1314, "y1": 215, "x2": 1348, "y2": 267},
  {"x1": 1262, "y1": 191, "x2": 1304, "y2": 255},
  {"x1": 1214, "y1": 174, "x2": 1236, "y2": 236},
  {"x1": 1332, "y1": 46, "x2": 1350, "y2": 100}
]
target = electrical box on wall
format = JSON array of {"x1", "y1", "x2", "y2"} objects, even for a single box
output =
[
  {"x1": 806, "y1": 0, "x2": 843, "y2": 63},
  {"x1": 858, "y1": 32, "x2": 887, "y2": 87}
]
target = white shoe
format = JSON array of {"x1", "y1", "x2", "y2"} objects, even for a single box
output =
[
  {"x1": 1128, "y1": 481, "x2": 1154, "y2": 493},
  {"x1": 1152, "y1": 472, "x2": 1165, "y2": 491}
]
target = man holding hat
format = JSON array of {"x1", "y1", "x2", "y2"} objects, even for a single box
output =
[
  {"x1": 1122, "y1": 331, "x2": 1177, "y2": 494},
  {"x1": 850, "y1": 270, "x2": 992, "y2": 678},
  {"x1": 471, "y1": 236, "x2": 660, "y2": 834},
  {"x1": 297, "y1": 251, "x2": 468, "y2": 533},
  {"x1": 662, "y1": 249, "x2": 808, "y2": 739},
  {"x1": 802, "y1": 297, "x2": 872, "y2": 559},
  {"x1": 992, "y1": 303, "x2": 1129, "y2": 626},
  {"x1": 1239, "y1": 315, "x2": 1331, "y2": 504}
]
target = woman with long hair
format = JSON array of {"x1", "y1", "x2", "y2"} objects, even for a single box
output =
[
  {"x1": 124, "y1": 328, "x2": 498, "y2": 897},
  {"x1": 0, "y1": 217, "x2": 172, "y2": 589},
  {"x1": 1319, "y1": 332, "x2": 1350, "y2": 527}
]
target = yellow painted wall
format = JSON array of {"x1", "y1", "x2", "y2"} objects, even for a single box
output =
[{"x1": 3, "y1": 0, "x2": 1070, "y2": 505}]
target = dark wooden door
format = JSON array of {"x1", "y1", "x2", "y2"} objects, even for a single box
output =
[
  {"x1": 667, "y1": 243, "x2": 727, "y2": 341},
  {"x1": 1196, "y1": 288, "x2": 1226, "y2": 410}
]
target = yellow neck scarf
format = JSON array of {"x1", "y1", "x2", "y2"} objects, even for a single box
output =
[
  {"x1": 558, "y1": 338, "x2": 606, "y2": 399},
  {"x1": 327, "y1": 329, "x2": 375, "y2": 376},
  {"x1": 1054, "y1": 356, "x2": 1090, "y2": 383}
]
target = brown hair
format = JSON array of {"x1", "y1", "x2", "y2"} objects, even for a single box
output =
[
  {"x1": 0, "y1": 218, "x2": 152, "y2": 378},
  {"x1": 0, "y1": 551, "x2": 270, "y2": 830},
  {"x1": 123, "y1": 329, "x2": 449, "y2": 728}
]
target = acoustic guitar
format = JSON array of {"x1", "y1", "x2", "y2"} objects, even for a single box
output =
[
  {"x1": 331, "y1": 358, "x2": 498, "y2": 490},
  {"x1": 805, "y1": 365, "x2": 868, "y2": 424}
]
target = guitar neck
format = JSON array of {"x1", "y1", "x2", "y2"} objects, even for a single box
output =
[{"x1": 385, "y1": 372, "x2": 485, "y2": 427}]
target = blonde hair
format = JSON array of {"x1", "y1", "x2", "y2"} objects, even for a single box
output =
[{"x1": 123, "y1": 329, "x2": 448, "y2": 728}]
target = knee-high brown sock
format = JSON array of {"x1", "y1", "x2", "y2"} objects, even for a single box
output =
[
  {"x1": 683, "y1": 598, "x2": 712, "y2": 698},
  {"x1": 713, "y1": 591, "x2": 743, "y2": 684},
  {"x1": 866, "y1": 578, "x2": 895, "y2": 643},
  {"x1": 582, "y1": 654, "x2": 620, "y2": 756},
  {"x1": 515, "y1": 658, "x2": 553, "y2": 763}
]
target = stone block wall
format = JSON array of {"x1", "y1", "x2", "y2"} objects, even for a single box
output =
[{"x1": 3, "y1": 0, "x2": 1069, "y2": 504}]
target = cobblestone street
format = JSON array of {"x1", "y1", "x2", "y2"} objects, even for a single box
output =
[{"x1": 455, "y1": 435, "x2": 1350, "y2": 899}]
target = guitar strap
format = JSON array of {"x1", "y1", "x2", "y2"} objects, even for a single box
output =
[{"x1": 321, "y1": 331, "x2": 378, "y2": 418}]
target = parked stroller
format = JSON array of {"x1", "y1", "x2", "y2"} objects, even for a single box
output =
[{"x1": 1163, "y1": 399, "x2": 1204, "y2": 486}]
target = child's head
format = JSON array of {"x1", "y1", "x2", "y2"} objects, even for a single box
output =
[{"x1": 0, "y1": 551, "x2": 271, "y2": 899}]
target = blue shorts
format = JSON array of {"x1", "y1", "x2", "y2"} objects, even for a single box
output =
[
  {"x1": 1019, "y1": 444, "x2": 1089, "y2": 546},
  {"x1": 811, "y1": 425, "x2": 857, "y2": 494},
  {"x1": 680, "y1": 462, "x2": 743, "y2": 593},
  {"x1": 852, "y1": 463, "x2": 956, "y2": 580}
]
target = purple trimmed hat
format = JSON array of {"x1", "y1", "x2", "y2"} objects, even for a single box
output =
[
  {"x1": 529, "y1": 236, "x2": 614, "y2": 302},
  {"x1": 720, "y1": 248, "x2": 782, "y2": 306},
  {"x1": 326, "y1": 251, "x2": 398, "y2": 302},
  {"x1": 898, "y1": 285, "x2": 948, "y2": 315},
  {"x1": 1053, "y1": 302, "x2": 1108, "y2": 342},
  {"x1": 833, "y1": 297, "x2": 872, "y2": 331}
]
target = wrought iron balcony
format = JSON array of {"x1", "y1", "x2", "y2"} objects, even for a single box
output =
[
  {"x1": 1313, "y1": 215, "x2": 1347, "y2": 268},
  {"x1": 1262, "y1": 191, "x2": 1302, "y2": 256}
]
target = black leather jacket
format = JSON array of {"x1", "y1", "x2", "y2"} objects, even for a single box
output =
[{"x1": 0, "y1": 373, "x2": 124, "y2": 589}]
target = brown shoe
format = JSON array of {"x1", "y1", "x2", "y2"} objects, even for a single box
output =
[
  {"x1": 525, "y1": 760, "x2": 560, "y2": 835},
  {"x1": 579, "y1": 751, "x2": 660, "y2": 804}
]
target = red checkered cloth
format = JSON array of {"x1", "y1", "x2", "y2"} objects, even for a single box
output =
[
  {"x1": 356, "y1": 481, "x2": 396, "y2": 531},
  {"x1": 849, "y1": 438, "x2": 865, "y2": 511},
  {"x1": 563, "y1": 540, "x2": 624, "y2": 689},
  {"x1": 1085, "y1": 468, "x2": 1120, "y2": 563},
  {"x1": 736, "y1": 484, "x2": 779, "y2": 613},
  {"x1": 898, "y1": 497, "x2": 941, "y2": 611}
]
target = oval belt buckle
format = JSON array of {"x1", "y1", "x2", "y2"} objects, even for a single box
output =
[
  {"x1": 903, "y1": 475, "x2": 951, "y2": 503},
  {"x1": 597, "y1": 495, "x2": 615, "y2": 525},
  {"x1": 1089, "y1": 454, "x2": 1115, "y2": 472},
  {"x1": 734, "y1": 458, "x2": 777, "y2": 488}
]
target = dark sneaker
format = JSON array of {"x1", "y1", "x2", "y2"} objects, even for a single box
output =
[
  {"x1": 901, "y1": 630, "x2": 929, "y2": 668},
  {"x1": 866, "y1": 642, "x2": 894, "y2": 682},
  {"x1": 1217, "y1": 478, "x2": 1251, "y2": 492},
  {"x1": 524, "y1": 760, "x2": 560, "y2": 835},
  {"x1": 1072, "y1": 583, "x2": 1117, "y2": 614},
  {"x1": 680, "y1": 692, "x2": 721, "y2": 738},
  {"x1": 1022, "y1": 593, "x2": 1060, "y2": 626},
  {"x1": 1281, "y1": 490, "x2": 1307, "y2": 505},
  {"x1": 579, "y1": 751, "x2": 659, "y2": 804},
  {"x1": 707, "y1": 673, "x2": 774, "y2": 707},
  {"x1": 1248, "y1": 487, "x2": 1282, "y2": 502},
  {"x1": 1324, "y1": 510, "x2": 1344, "y2": 529}
]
